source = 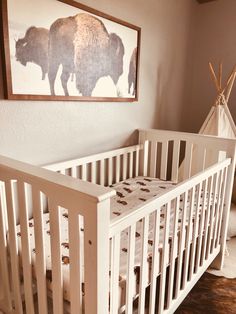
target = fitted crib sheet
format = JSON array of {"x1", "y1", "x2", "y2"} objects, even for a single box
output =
[{"x1": 16, "y1": 176, "x2": 207, "y2": 307}]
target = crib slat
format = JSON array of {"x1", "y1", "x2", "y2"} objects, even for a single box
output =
[
  {"x1": 206, "y1": 172, "x2": 219, "y2": 259},
  {"x1": 189, "y1": 182, "x2": 202, "y2": 280},
  {"x1": 32, "y1": 188, "x2": 48, "y2": 314},
  {"x1": 91, "y1": 162, "x2": 96, "y2": 184},
  {"x1": 201, "y1": 175, "x2": 213, "y2": 265},
  {"x1": 71, "y1": 166, "x2": 77, "y2": 178},
  {"x1": 110, "y1": 234, "x2": 121, "y2": 314},
  {"x1": 138, "y1": 216, "x2": 149, "y2": 314},
  {"x1": 5, "y1": 180, "x2": 23, "y2": 314},
  {"x1": 126, "y1": 224, "x2": 136, "y2": 314},
  {"x1": 195, "y1": 179, "x2": 208, "y2": 272},
  {"x1": 115, "y1": 155, "x2": 120, "y2": 183},
  {"x1": 158, "y1": 202, "x2": 171, "y2": 313},
  {"x1": 0, "y1": 183, "x2": 12, "y2": 311},
  {"x1": 100, "y1": 159, "x2": 105, "y2": 186},
  {"x1": 171, "y1": 140, "x2": 180, "y2": 182},
  {"x1": 129, "y1": 152, "x2": 134, "y2": 178},
  {"x1": 135, "y1": 149, "x2": 140, "y2": 177},
  {"x1": 182, "y1": 187, "x2": 195, "y2": 288},
  {"x1": 81, "y1": 164, "x2": 87, "y2": 181},
  {"x1": 160, "y1": 141, "x2": 168, "y2": 180},
  {"x1": 150, "y1": 141, "x2": 157, "y2": 177},
  {"x1": 69, "y1": 211, "x2": 82, "y2": 314},
  {"x1": 142, "y1": 140, "x2": 149, "y2": 176},
  {"x1": 108, "y1": 158, "x2": 113, "y2": 186},
  {"x1": 175, "y1": 191, "x2": 188, "y2": 297},
  {"x1": 167, "y1": 196, "x2": 180, "y2": 308},
  {"x1": 216, "y1": 167, "x2": 228, "y2": 247},
  {"x1": 49, "y1": 202, "x2": 63, "y2": 314},
  {"x1": 195, "y1": 146, "x2": 206, "y2": 174},
  {"x1": 212, "y1": 170, "x2": 224, "y2": 250},
  {"x1": 17, "y1": 181, "x2": 35, "y2": 314},
  {"x1": 122, "y1": 153, "x2": 128, "y2": 181},
  {"x1": 183, "y1": 142, "x2": 193, "y2": 180},
  {"x1": 149, "y1": 210, "x2": 160, "y2": 314}
]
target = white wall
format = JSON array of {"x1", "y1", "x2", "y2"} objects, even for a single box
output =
[
  {"x1": 0, "y1": 0, "x2": 196, "y2": 165},
  {"x1": 182, "y1": 0, "x2": 236, "y2": 133}
]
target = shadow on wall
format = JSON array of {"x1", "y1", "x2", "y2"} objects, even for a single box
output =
[
  {"x1": 123, "y1": 129, "x2": 139, "y2": 147},
  {"x1": 0, "y1": 5, "x2": 6, "y2": 100},
  {"x1": 0, "y1": 53, "x2": 4, "y2": 99},
  {"x1": 155, "y1": 64, "x2": 171, "y2": 129}
]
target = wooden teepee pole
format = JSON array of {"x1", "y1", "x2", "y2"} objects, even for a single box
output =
[
  {"x1": 209, "y1": 62, "x2": 220, "y2": 92},
  {"x1": 219, "y1": 62, "x2": 223, "y2": 90},
  {"x1": 225, "y1": 65, "x2": 236, "y2": 103}
]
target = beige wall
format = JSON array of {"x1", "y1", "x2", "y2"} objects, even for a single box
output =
[
  {"x1": 182, "y1": 0, "x2": 236, "y2": 133},
  {"x1": 0, "y1": 0, "x2": 196, "y2": 165}
]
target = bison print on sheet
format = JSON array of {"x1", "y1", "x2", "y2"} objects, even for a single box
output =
[
  {"x1": 48, "y1": 13, "x2": 125, "y2": 97},
  {"x1": 128, "y1": 47, "x2": 137, "y2": 96},
  {"x1": 15, "y1": 26, "x2": 49, "y2": 80}
]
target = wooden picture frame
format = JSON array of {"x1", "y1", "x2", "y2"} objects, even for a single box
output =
[{"x1": 1, "y1": 0, "x2": 141, "y2": 101}]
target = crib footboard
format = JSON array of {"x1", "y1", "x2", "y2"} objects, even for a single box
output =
[
  {"x1": 0, "y1": 155, "x2": 115, "y2": 314},
  {"x1": 109, "y1": 157, "x2": 233, "y2": 314}
]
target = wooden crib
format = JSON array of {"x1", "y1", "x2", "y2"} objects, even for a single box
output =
[{"x1": 0, "y1": 129, "x2": 235, "y2": 314}]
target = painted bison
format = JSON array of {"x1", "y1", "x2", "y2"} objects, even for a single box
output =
[
  {"x1": 48, "y1": 13, "x2": 125, "y2": 96},
  {"x1": 15, "y1": 26, "x2": 49, "y2": 80},
  {"x1": 128, "y1": 47, "x2": 137, "y2": 96}
]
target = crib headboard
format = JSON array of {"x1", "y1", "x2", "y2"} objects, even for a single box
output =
[
  {"x1": 44, "y1": 144, "x2": 143, "y2": 187},
  {"x1": 138, "y1": 129, "x2": 236, "y2": 182}
]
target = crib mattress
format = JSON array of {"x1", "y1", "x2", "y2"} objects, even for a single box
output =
[{"x1": 16, "y1": 176, "x2": 205, "y2": 308}]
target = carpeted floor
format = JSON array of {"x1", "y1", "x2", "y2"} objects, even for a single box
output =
[{"x1": 207, "y1": 237, "x2": 236, "y2": 278}]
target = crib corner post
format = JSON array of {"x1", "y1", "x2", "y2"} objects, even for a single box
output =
[{"x1": 83, "y1": 197, "x2": 111, "y2": 314}]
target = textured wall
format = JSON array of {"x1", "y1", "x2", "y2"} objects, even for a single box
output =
[
  {"x1": 182, "y1": 0, "x2": 236, "y2": 133},
  {"x1": 0, "y1": 0, "x2": 196, "y2": 165}
]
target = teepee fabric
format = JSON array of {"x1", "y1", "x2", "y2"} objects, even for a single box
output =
[{"x1": 200, "y1": 95, "x2": 236, "y2": 138}]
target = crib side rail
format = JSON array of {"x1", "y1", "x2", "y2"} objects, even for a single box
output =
[
  {"x1": 139, "y1": 128, "x2": 236, "y2": 182},
  {"x1": 44, "y1": 144, "x2": 143, "y2": 186},
  {"x1": 109, "y1": 157, "x2": 232, "y2": 314},
  {"x1": 0, "y1": 155, "x2": 115, "y2": 314}
]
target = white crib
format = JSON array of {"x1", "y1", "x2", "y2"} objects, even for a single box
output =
[{"x1": 0, "y1": 129, "x2": 235, "y2": 314}]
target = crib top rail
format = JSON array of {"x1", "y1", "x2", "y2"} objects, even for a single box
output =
[
  {"x1": 109, "y1": 157, "x2": 231, "y2": 237},
  {"x1": 43, "y1": 144, "x2": 143, "y2": 172},
  {"x1": 0, "y1": 154, "x2": 115, "y2": 205},
  {"x1": 139, "y1": 128, "x2": 236, "y2": 153}
]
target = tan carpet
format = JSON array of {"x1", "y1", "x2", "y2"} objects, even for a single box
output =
[{"x1": 207, "y1": 237, "x2": 236, "y2": 278}]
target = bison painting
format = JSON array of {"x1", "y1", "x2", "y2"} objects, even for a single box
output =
[
  {"x1": 128, "y1": 47, "x2": 137, "y2": 96},
  {"x1": 15, "y1": 26, "x2": 49, "y2": 80},
  {"x1": 8, "y1": 2, "x2": 140, "y2": 100},
  {"x1": 48, "y1": 13, "x2": 125, "y2": 97}
]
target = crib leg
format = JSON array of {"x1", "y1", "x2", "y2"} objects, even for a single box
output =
[
  {"x1": 211, "y1": 204, "x2": 231, "y2": 270},
  {"x1": 211, "y1": 249, "x2": 225, "y2": 270}
]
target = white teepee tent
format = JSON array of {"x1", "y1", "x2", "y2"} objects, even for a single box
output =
[
  {"x1": 179, "y1": 63, "x2": 236, "y2": 181},
  {"x1": 199, "y1": 62, "x2": 236, "y2": 138}
]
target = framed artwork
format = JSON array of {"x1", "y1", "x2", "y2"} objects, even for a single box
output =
[{"x1": 1, "y1": 0, "x2": 141, "y2": 101}]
